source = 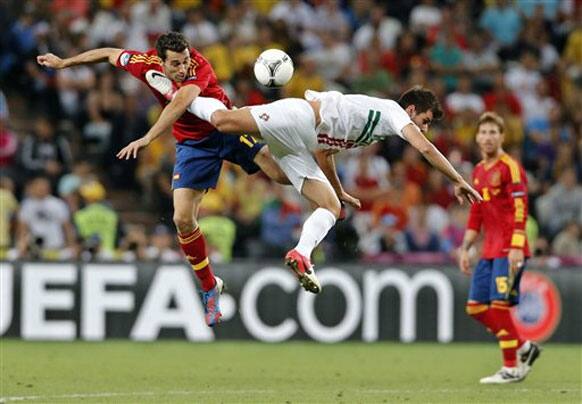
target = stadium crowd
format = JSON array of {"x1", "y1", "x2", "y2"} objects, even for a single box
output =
[{"x1": 0, "y1": 0, "x2": 581, "y2": 264}]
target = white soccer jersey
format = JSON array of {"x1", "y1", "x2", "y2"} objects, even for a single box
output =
[{"x1": 304, "y1": 90, "x2": 414, "y2": 150}]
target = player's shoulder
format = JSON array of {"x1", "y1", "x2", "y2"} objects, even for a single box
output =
[
  {"x1": 121, "y1": 49, "x2": 162, "y2": 67},
  {"x1": 499, "y1": 153, "x2": 525, "y2": 182}
]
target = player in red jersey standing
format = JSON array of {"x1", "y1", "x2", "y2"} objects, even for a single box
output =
[
  {"x1": 37, "y1": 32, "x2": 288, "y2": 327},
  {"x1": 458, "y1": 112, "x2": 541, "y2": 384}
]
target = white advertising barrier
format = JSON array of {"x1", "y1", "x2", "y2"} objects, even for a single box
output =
[{"x1": 0, "y1": 262, "x2": 578, "y2": 342}]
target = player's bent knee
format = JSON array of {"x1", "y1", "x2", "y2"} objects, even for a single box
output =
[
  {"x1": 211, "y1": 110, "x2": 231, "y2": 132},
  {"x1": 321, "y1": 198, "x2": 341, "y2": 219},
  {"x1": 173, "y1": 215, "x2": 194, "y2": 234}
]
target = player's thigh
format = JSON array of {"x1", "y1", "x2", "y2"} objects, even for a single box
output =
[
  {"x1": 301, "y1": 178, "x2": 341, "y2": 217},
  {"x1": 249, "y1": 98, "x2": 317, "y2": 152},
  {"x1": 490, "y1": 257, "x2": 525, "y2": 304},
  {"x1": 214, "y1": 108, "x2": 260, "y2": 136},
  {"x1": 468, "y1": 259, "x2": 493, "y2": 303}
]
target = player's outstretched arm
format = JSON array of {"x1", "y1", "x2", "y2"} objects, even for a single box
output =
[
  {"x1": 401, "y1": 124, "x2": 482, "y2": 205},
  {"x1": 117, "y1": 85, "x2": 201, "y2": 160},
  {"x1": 314, "y1": 149, "x2": 361, "y2": 209},
  {"x1": 37, "y1": 48, "x2": 123, "y2": 69}
]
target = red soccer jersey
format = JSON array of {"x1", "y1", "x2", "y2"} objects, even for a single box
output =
[
  {"x1": 467, "y1": 153, "x2": 530, "y2": 258},
  {"x1": 116, "y1": 48, "x2": 231, "y2": 142}
]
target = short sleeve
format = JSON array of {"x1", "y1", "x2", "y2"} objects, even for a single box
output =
[{"x1": 116, "y1": 50, "x2": 146, "y2": 79}]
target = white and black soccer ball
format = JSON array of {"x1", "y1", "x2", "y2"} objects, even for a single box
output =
[{"x1": 253, "y1": 49, "x2": 294, "y2": 88}]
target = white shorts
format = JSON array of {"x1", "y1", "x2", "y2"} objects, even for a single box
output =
[{"x1": 249, "y1": 99, "x2": 331, "y2": 193}]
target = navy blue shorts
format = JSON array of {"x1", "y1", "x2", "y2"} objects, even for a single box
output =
[
  {"x1": 172, "y1": 131, "x2": 263, "y2": 190},
  {"x1": 468, "y1": 257, "x2": 526, "y2": 305}
]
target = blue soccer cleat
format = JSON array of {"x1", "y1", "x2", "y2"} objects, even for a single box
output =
[{"x1": 202, "y1": 276, "x2": 224, "y2": 327}]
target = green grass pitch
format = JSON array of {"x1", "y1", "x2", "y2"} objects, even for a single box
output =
[{"x1": 1, "y1": 340, "x2": 580, "y2": 403}]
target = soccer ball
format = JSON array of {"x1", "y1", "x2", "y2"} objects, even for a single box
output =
[{"x1": 253, "y1": 49, "x2": 294, "y2": 88}]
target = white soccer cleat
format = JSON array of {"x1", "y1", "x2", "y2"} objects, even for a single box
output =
[
  {"x1": 518, "y1": 341, "x2": 542, "y2": 378},
  {"x1": 479, "y1": 367, "x2": 524, "y2": 384},
  {"x1": 145, "y1": 70, "x2": 176, "y2": 100}
]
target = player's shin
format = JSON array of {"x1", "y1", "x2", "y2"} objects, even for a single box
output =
[
  {"x1": 188, "y1": 96, "x2": 226, "y2": 122},
  {"x1": 466, "y1": 302, "x2": 498, "y2": 333},
  {"x1": 490, "y1": 300, "x2": 524, "y2": 368},
  {"x1": 295, "y1": 208, "x2": 336, "y2": 258},
  {"x1": 178, "y1": 227, "x2": 216, "y2": 291}
]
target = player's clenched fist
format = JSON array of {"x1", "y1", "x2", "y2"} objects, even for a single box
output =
[{"x1": 37, "y1": 53, "x2": 65, "y2": 69}]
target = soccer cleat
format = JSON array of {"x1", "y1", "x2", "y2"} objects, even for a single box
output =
[
  {"x1": 479, "y1": 367, "x2": 524, "y2": 384},
  {"x1": 145, "y1": 70, "x2": 176, "y2": 100},
  {"x1": 201, "y1": 276, "x2": 224, "y2": 327},
  {"x1": 518, "y1": 341, "x2": 542, "y2": 377},
  {"x1": 285, "y1": 249, "x2": 321, "y2": 294}
]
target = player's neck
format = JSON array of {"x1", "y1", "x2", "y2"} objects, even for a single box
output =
[{"x1": 482, "y1": 148, "x2": 504, "y2": 166}]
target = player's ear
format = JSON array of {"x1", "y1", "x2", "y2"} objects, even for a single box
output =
[{"x1": 405, "y1": 104, "x2": 416, "y2": 118}]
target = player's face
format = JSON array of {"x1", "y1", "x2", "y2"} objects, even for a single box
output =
[
  {"x1": 410, "y1": 109, "x2": 434, "y2": 134},
  {"x1": 162, "y1": 49, "x2": 191, "y2": 82},
  {"x1": 476, "y1": 122, "x2": 504, "y2": 156}
]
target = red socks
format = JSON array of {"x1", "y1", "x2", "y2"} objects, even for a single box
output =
[
  {"x1": 467, "y1": 301, "x2": 524, "y2": 368},
  {"x1": 489, "y1": 301, "x2": 524, "y2": 368},
  {"x1": 178, "y1": 227, "x2": 216, "y2": 292}
]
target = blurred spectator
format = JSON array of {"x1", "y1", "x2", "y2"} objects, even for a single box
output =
[
  {"x1": 56, "y1": 46, "x2": 96, "y2": 119},
  {"x1": 409, "y1": 0, "x2": 442, "y2": 35},
  {"x1": 425, "y1": 170, "x2": 455, "y2": 210},
  {"x1": 218, "y1": 3, "x2": 257, "y2": 43},
  {"x1": 119, "y1": 224, "x2": 148, "y2": 262},
  {"x1": 269, "y1": 0, "x2": 316, "y2": 38},
  {"x1": 199, "y1": 210, "x2": 237, "y2": 264},
  {"x1": 445, "y1": 75, "x2": 485, "y2": 117},
  {"x1": 20, "y1": 116, "x2": 72, "y2": 181},
  {"x1": 306, "y1": 30, "x2": 352, "y2": 85},
  {"x1": 0, "y1": 177, "x2": 18, "y2": 258},
  {"x1": 182, "y1": 7, "x2": 219, "y2": 48},
  {"x1": 74, "y1": 180, "x2": 119, "y2": 258},
  {"x1": 462, "y1": 29, "x2": 501, "y2": 89},
  {"x1": 536, "y1": 168, "x2": 582, "y2": 237},
  {"x1": 404, "y1": 205, "x2": 441, "y2": 252},
  {"x1": 343, "y1": 143, "x2": 391, "y2": 212},
  {"x1": 0, "y1": 91, "x2": 18, "y2": 175},
  {"x1": 402, "y1": 146, "x2": 428, "y2": 187},
  {"x1": 479, "y1": 0, "x2": 522, "y2": 48},
  {"x1": 353, "y1": 4, "x2": 402, "y2": 52},
  {"x1": 352, "y1": 36, "x2": 393, "y2": 96},
  {"x1": 313, "y1": 0, "x2": 351, "y2": 38},
  {"x1": 259, "y1": 187, "x2": 302, "y2": 258},
  {"x1": 504, "y1": 49, "x2": 542, "y2": 107},
  {"x1": 282, "y1": 56, "x2": 325, "y2": 98},
  {"x1": 58, "y1": 160, "x2": 96, "y2": 212},
  {"x1": 429, "y1": 29, "x2": 464, "y2": 91},
  {"x1": 16, "y1": 177, "x2": 75, "y2": 259},
  {"x1": 551, "y1": 222, "x2": 581, "y2": 257},
  {"x1": 131, "y1": 0, "x2": 171, "y2": 45},
  {"x1": 83, "y1": 68, "x2": 124, "y2": 163},
  {"x1": 145, "y1": 224, "x2": 181, "y2": 262}
]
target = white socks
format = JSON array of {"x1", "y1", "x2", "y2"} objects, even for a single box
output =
[
  {"x1": 188, "y1": 96, "x2": 227, "y2": 122},
  {"x1": 295, "y1": 208, "x2": 337, "y2": 258}
]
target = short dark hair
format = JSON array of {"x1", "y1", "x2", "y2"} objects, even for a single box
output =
[
  {"x1": 397, "y1": 86, "x2": 443, "y2": 121},
  {"x1": 155, "y1": 32, "x2": 189, "y2": 60}
]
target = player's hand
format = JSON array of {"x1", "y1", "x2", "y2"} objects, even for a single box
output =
[
  {"x1": 116, "y1": 137, "x2": 150, "y2": 160},
  {"x1": 508, "y1": 248, "x2": 524, "y2": 275},
  {"x1": 37, "y1": 53, "x2": 65, "y2": 69},
  {"x1": 339, "y1": 192, "x2": 361, "y2": 209},
  {"x1": 458, "y1": 248, "x2": 472, "y2": 275},
  {"x1": 454, "y1": 180, "x2": 483, "y2": 205}
]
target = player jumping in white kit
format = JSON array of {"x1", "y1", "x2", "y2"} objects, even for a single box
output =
[{"x1": 188, "y1": 86, "x2": 482, "y2": 293}]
